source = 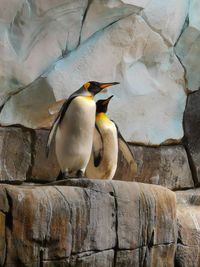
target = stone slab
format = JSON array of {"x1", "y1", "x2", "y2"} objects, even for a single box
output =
[
  {"x1": 0, "y1": 180, "x2": 177, "y2": 266},
  {"x1": 183, "y1": 90, "x2": 200, "y2": 185},
  {"x1": 176, "y1": 189, "x2": 200, "y2": 267},
  {"x1": 114, "y1": 145, "x2": 194, "y2": 190},
  {"x1": 0, "y1": 127, "x2": 31, "y2": 182},
  {"x1": 30, "y1": 129, "x2": 59, "y2": 182}
]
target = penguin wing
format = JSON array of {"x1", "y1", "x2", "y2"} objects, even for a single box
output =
[
  {"x1": 48, "y1": 99, "x2": 66, "y2": 115},
  {"x1": 46, "y1": 95, "x2": 77, "y2": 157},
  {"x1": 113, "y1": 121, "x2": 137, "y2": 175},
  {"x1": 93, "y1": 124, "x2": 104, "y2": 167}
]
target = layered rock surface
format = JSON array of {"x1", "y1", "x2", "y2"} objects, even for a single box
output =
[
  {"x1": 176, "y1": 0, "x2": 200, "y2": 92},
  {"x1": 0, "y1": 127, "x2": 194, "y2": 191},
  {"x1": 0, "y1": 179, "x2": 177, "y2": 267},
  {"x1": 183, "y1": 90, "x2": 200, "y2": 186},
  {"x1": 176, "y1": 189, "x2": 200, "y2": 267},
  {"x1": 114, "y1": 144, "x2": 194, "y2": 190}
]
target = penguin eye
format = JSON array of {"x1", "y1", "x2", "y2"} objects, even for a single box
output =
[{"x1": 84, "y1": 82, "x2": 90, "y2": 90}]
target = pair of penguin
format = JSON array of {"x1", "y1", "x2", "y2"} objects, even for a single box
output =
[{"x1": 46, "y1": 81, "x2": 137, "y2": 180}]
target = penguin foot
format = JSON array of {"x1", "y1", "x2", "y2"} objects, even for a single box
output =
[
  {"x1": 56, "y1": 171, "x2": 63, "y2": 181},
  {"x1": 57, "y1": 171, "x2": 70, "y2": 180},
  {"x1": 76, "y1": 170, "x2": 85, "y2": 178},
  {"x1": 62, "y1": 171, "x2": 70, "y2": 179}
]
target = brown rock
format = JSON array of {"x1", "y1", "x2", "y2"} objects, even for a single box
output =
[
  {"x1": 111, "y1": 181, "x2": 177, "y2": 249},
  {"x1": 43, "y1": 250, "x2": 114, "y2": 267},
  {"x1": 0, "y1": 180, "x2": 177, "y2": 266},
  {"x1": 176, "y1": 189, "x2": 200, "y2": 267},
  {"x1": 115, "y1": 145, "x2": 194, "y2": 190},
  {"x1": 3, "y1": 181, "x2": 116, "y2": 266},
  {"x1": 113, "y1": 144, "x2": 138, "y2": 181},
  {"x1": 183, "y1": 90, "x2": 200, "y2": 185},
  {"x1": 0, "y1": 127, "x2": 31, "y2": 182},
  {"x1": 116, "y1": 245, "x2": 175, "y2": 267},
  {"x1": 0, "y1": 212, "x2": 6, "y2": 266},
  {"x1": 115, "y1": 249, "x2": 147, "y2": 267},
  {"x1": 30, "y1": 129, "x2": 60, "y2": 182}
]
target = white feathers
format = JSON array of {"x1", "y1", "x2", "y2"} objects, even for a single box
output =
[{"x1": 55, "y1": 96, "x2": 96, "y2": 173}]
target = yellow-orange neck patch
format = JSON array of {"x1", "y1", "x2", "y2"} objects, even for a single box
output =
[
  {"x1": 83, "y1": 95, "x2": 94, "y2": 100},
  {"x1": 96, "y1": 112, "x2": 109, "y2": 122}
]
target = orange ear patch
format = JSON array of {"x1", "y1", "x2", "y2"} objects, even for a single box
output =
[{"x1": 84, "y1": 82, "x2": 90, "y2": 90}]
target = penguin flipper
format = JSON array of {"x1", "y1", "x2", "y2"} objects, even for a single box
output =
[
  {"x1": 113, "y1": 122, "x2": 137, "y2": 175},
  {"x1": 46, "y1": 113, "x2": 60, "y2": 157},
  {"x1": 93, "y1": 125, "x2": 103, "y2": 167},
  {"x1": 46, "y1": 95, "x2": 77, "y2": 157}
]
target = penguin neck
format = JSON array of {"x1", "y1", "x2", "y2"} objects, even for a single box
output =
[
  {"x1": 83, "y1": 95, "x2": 94, "y2": 100},
  {"x1": 96, "y1": 112, "x2": 110, "y2": 124}
]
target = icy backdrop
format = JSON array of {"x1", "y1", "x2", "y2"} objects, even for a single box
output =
[{"x1": 0, "y1": 0, "x2": 198, "y2": 145}]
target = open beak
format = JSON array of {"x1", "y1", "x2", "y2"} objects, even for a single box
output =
[{"x1": 99, "y1": 82, "x2": 119, "y2": 89}]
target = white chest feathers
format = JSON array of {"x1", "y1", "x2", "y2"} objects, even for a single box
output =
[
  {"x1": 86, "y1": 113, "x2": 118, "y2": 180},
  {"x1": 55, "y1": 96, "x2": 96, "y2": 173}
]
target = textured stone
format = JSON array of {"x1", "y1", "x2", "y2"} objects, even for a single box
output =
[
  {"x1": 30, "y1": 129, "x2": 59, "y2": 182},
  {"x1": 1, "y1": 180, "x2": 177, "y2": 266},
  {"x1": 0, "y1": 78, "x2": 56, "y2": 129},
  {"x1": 47, "y1": 14, "x2": 186, "y2": 145},
  {"x1": 121, "y1": 0, "x2": 150, "y2": 8},
  {"x1": 81, "y1": 0, "x2": 142, "y2": 42},
  {"x1": 4, "y1": 182, "x2": 116, "y2": 266},
  {"x1": 183, "y1": 90, "x2": 200, "y2": 185},
  {"x1": 43, "y1": 250, "x2": 114, "y2": 267},
  {"x1": 0, "y1": 0, "x2": 88, "y2": 106},
  {"x1": 116, "y1": 245, "x2": 175, "y2": 267},
  {"x1": 0, "y1": 0, "x2": 23, "y2": 23},
  {"x1": 111, "y1": 181, "x2": 177, "y2": 249},
  {"x1": 176, "y1": 189, "x2": 200, "y2": 267},
  {"x1": 0, "y1": 127, "x2": 31, "y2": 182},
  {"x1": 142, "y1": 0, "x2": 189, "y2": 45},
  {"x1": 0, "y1": 212, "x2": 6, "y2": 266},
  {"x1": 114, "y1": 145, "x2": 194, "y2": 190},
  {"x1": 113, "y1": 143, "x2": 138, "y2": 181},
  {"x1": 175, "y1": 0, "x2": 200, "y2": 92}
]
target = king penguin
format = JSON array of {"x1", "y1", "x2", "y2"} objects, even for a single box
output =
[
  {"x1": 86, "y1": 96, "x2": 137, "y2": 180},
  {"x1": 46, "y1": 81, "x2": 119, "y2": 178}
]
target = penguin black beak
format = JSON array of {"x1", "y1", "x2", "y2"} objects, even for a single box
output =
[
  {"x1": 99, "y1": 82, "x2": 119, "y2": 89},
  {"x1": 103, "y1": 95, "x2": 114, "y2": 105}
]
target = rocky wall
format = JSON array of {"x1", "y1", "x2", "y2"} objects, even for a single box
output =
[
  {"x1": 0, "y1": 179, "x2": 177, "y2": 267},
  {"x1": 0, "y1": 0, "x2": 198, "y2": 146},
  {"x1": 0, "y1": 0, "x2": 200, "y2": 266}
]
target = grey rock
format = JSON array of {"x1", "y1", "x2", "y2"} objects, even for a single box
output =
[
  {"x1": 114, "y1": 145, "x2": 194, "y2": 190},
  {"x1": 0, "y1": 0, "x2": 88, "y2": 106},
  {"x1": 0, "y1": 127, "x2": 31, "y2": 182},
  {"x1": 111, "y1": 181, "x2": 177, "y2": 249},
  {"x1": 0, "y1": 211, "x2": 6, "y2": 266},
  {"x1": 43, "y1": 250, "x2": 114, "y2": 267},
  {"x1": 116, "y1": 245, "x2": 175, "y2": 267},
  {"x1": 183, "y1": 90, "x2": 200, "y2": 185},
  {"x1": 0, "y1": 78, "x2": 56, "y2": 129},
  {"x1": 175, "y1": 0, "x2": 200, "y2": 92},
  {"x1": 81, "y1": 0, "x2": 142, "y2": 42},
  {"x1": 0, "y1": 180, "x2": 177, "y2": 266},
  {"x1": 142, "y1": 0, "x2": 189, "y2": 45},
  {"x1": 30, "y1": 129, "x2": 59, "y2": 182},
  {"x1": 176, "y1": 189, "x2": 200, "y2": 267}
]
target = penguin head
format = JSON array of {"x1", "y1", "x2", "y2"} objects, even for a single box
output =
[
  {"x1": 83, "y1": 81, "x2": 119, "y2": 96},
  {"x1": 96, "y1": 95, "x2": 113, "y2": 114}
]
